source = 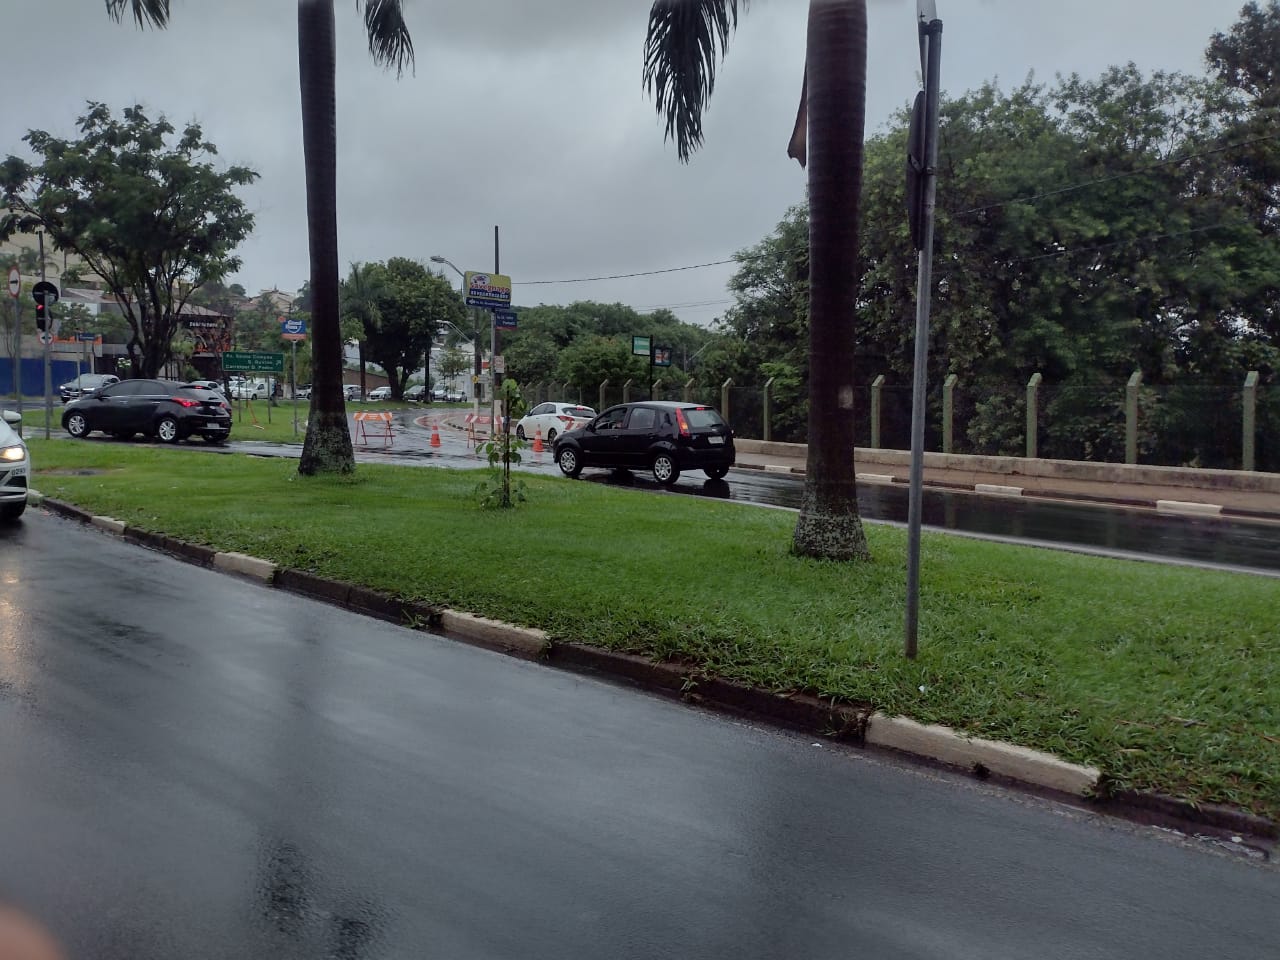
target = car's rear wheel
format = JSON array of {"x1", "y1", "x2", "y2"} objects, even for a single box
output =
[
  {"x1": 557, "y1": 446, "x2": 582, "y2": 478},
  {"x1": 0, "y1": 501, "x2": 25, "y2": 522},
  {"x1": 704, "y1": 465, "x2": 730, "y2": 480},
  {"x1": 516, "y1": 425, "x2": 526, "y2": 440},
  {"x1": 652, "y1": 453, "x2": 680, "y2": 486},
  {"x1": 156, "y1": 416, "x2": 181, "y2": 444},
  {"x1": 65, "y1": 413, "x2": 89, "y2": 438},
  {"x1": 546, "y1": 428, "x2": 558, "y2": 443}
]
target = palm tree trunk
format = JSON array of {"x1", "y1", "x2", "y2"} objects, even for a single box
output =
[
  {"x1": 297, "y1": 0, "x2": 354, "y2": 475},
  {"x1": 792, "y1": 0, "x2": 870, "y2": 561}
]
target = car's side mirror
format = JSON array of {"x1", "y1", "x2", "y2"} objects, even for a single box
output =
[
  {"x1": 587, "y1": 421, "x2": 597, "y2": 432},
  {"x1": 2, "y1": 410, "x2": 21, "y2": 426}
]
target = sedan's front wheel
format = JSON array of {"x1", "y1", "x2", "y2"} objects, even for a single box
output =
[
  {"x1": 65, "y1": 413, "x2": 89, "y2": 438},
  {"x1": 652, "y1": 453, "x2": 680, "y2": 487},
  {"x1": 516, "y1": 425, "x2": 526, "y2": 441},
  {"x1": 557, "y1": 446, "x2": 582, "y2": 478},
  {"x1": 156, "y1": 416, "x2": 181, "y2": 444}
]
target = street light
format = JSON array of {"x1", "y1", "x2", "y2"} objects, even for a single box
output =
[{"x1": 430, "y1": 254, "x2": 483, "y2": 411}]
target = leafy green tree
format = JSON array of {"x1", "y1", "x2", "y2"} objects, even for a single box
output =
[
  {"x1": 435, "y1": 346, "x2": 469, "y2": 392},
  {"x1": 0, "y1": 102, "x2": 257, "y2": 378},
  {"x1": 354, "y1": 259, "x2": 464, "y2": 400},
  {"x1": 100, "y1": 0, "x2": 414, "y2": 475},
  {"x1": 644, "y1": 0, "x2": 872, "y2": 560},
  {"x1": 554, "y1": 336, "x2": 646, "y2": 399}
]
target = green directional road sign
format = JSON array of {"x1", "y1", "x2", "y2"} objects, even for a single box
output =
[{"x1": 223, "y1": 351, "x2": 285, "y2": 373}]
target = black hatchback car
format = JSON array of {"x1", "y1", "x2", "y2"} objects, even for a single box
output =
[
  {"x1": 552, "y1": 401, "x2": 735, "y2": 486},
  {"x1": 62, "y1": 378, "x2": 232, "y2": 444}
]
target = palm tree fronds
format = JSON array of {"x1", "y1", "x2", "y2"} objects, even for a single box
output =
[
  {"x1": 643, "y1": 0, "x2": 746, "y2": 163},
  {"x1": 361, "y1": 0, "x2": 415, "y2": 77},
  {"x1": 104, "y1": 0, "x2": 170, "y2": 28}
]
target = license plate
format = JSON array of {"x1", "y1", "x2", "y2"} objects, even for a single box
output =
[{"x1": 709, "y1": 436, "x2": 725, "y2": 445}]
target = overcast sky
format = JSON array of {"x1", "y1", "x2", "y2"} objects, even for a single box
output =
[{"x1": 3, "y1": 0, "x2": 1245, "y2": 325}]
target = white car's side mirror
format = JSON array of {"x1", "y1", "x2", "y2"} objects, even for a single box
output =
[{"x1": 2, "y1": 410, "x2": 21, "y2": 426}]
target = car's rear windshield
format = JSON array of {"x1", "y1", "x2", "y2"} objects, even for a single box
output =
[
  {"x1": 683, "y1": 407, "x2": 725, "y2": 428},
  {"x1": 566, "y1": 407, "x2": 595, "y2": 418}
]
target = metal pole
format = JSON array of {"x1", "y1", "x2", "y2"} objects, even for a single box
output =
[
  {"x1": 292, "y1": 340, "x2": 299, "y2": 436},
  {"x1": 39, "y1": 232, "x2": 51, "y2": 440},
  {"x1": 492, "y1": 226, "x2": 501, "y2": 438},
  {"x1": 12, "y1": 285, "x2": 21, "y2": 424},
  {"x1": 904, "y1": 17, "x2": 942, "y2": 660}
]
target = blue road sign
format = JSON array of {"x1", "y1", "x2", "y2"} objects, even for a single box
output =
[
  {"x1": 77, "y1": 332, "x2": 98, "y2": 342},
  {"x1": 494, "y1": 309, "x2": 518, "y2": 329}
]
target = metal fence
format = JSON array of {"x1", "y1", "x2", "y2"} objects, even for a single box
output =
[{"x1": 522, "y1": 370, "x2": 1276, "y2": 473}]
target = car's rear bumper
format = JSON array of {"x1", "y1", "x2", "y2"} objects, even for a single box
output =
[{"x1": 676, "y1": 446, "x2": 736, "y2": 469}]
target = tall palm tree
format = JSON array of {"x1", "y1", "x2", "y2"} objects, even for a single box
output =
[
  {"x1": 644, "y1": 0, "x2": 871, "y2": 561},
  {"x1": 104, "y1": 0, "x2": 413, "y2": 476}
]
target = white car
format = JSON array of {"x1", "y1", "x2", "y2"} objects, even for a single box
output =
[
  {"x1": 515, "y1": 402, "x2": 597, "y2": 444},
  {"x1": 231, "y1": 379, "x2": 271, "y2": 400},
  {"x1": 1, "y1": 410, "x2": 30, "y2": 522},
  {"x1": 367, "y1": 386, "x2": 392, "y2": 401}
]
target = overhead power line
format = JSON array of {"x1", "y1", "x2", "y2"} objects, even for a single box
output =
[{"x1": 522, "y1": 257, "x2": 742, "y2": 285}]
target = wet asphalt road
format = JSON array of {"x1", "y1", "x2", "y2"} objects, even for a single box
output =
[{"x1": 1, "y1": 512, "x2": 1277, "y2": 959}]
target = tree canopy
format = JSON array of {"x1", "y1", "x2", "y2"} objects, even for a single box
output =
[{"x1": 0, "y1": 102, "x2": 257, "y2": 378}]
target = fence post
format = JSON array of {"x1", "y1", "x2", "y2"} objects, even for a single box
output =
[
  {"x1": 623, "y1": 378, "x2": 633, "y2": 403},
  {"x1": 762, "y1": 377, "x2": 776, "y2": 442},
  {"x1": 942, "y1": 373, "x2": 958, "y2": 454},
  {"x1": 1026, "y1": 372, "x2": 1042, "y2": 459},
  {"x1": 1125, "y1": 370, "x2": 1143, "y2": 465},
  {"x1": 684, "y1": 378, "x2": 695, "y2": 403},
  {"x1": 652, "y1": 378, "x2": 664, "y2": 399},
  {"x1": 532, "y1": 380, "x2": 542, "y2": 404},
  {"x1": 1243, "y1": 370, "x2": 1259, "y2": 472},
  {"x1": 870, "y1": 374, "x2": 884, "y2": 448},
  {"x1": 721, "y1": 378, "x2": 733, "y2": 424},
  {"x1": 599, "y1": 379, "x2": 609, "y2": 411},
  {"x1": 563, "y1": 381, "x2": 573, "y2": 403}
]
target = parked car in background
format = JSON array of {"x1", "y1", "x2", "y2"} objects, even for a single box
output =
[
  {"x1": 62, "y1": 379, "x2": 232, "y2": 444},
  {"x1": 58, "y1": 373, "x2": 120, "y2": 403},
  {"x1": 183, "y1": 380, "x2": 227, "y2": 400},
  {"x1": 404, "y1": 385, "x2": 426, "y2": 402},
  {"x1": 367, "y1": 386, "x2": 392, "y2": 402},
  {"x1": 515, "y1": 402, "x2": 597, "y2": 443},
  {"x1": 0, "y1": 409, "x2": 29, "y2": 522},
  {"x1": 342, "y1": 384, "x2": 363, "y2": 401},
  {"x1": 552, "y1": 401, "x2": 735, "y2": 487},
  {"x1": 230, "y1": 379, "x2": 272, "y2": 400}
]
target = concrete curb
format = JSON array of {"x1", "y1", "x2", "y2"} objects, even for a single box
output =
[
  {"x1": 975, "y1": 483, "x2": 1024, "y2": 497},
  {"x1": 439, "y1": 610, "x2": 550, "y2": 659},
  {"x1": 1157, "y1": 499, "x2": 1224, "y2": 516},
  {"x1": 90, "y1": 515, "x2": 126, "y2": 536},
  {"x1": 865, "y1": 712, "x2": 1100, "y2": 797},
  {"x1": 212, "y1": 551, "x2": 277, "y2": 582},
  {"x1": 35, "y1": 499, "x2": 1278, "y2": 844}
]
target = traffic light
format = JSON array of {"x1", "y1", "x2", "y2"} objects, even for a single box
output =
[{"x1": 34, "y1": 298, "x2": 47, "y2": 331}]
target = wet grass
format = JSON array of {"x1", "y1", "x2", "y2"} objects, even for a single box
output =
[{"x1": 26, "y1": 440, "x2": 1280, "y2": 820}]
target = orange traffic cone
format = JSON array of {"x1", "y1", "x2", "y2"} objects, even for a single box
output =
[
  {"x1": 533, "y1": 427, "x2": 544, "y2": 455},
  {"x1": 430, "y1": 420, "x2": 442, "y2": 448}
]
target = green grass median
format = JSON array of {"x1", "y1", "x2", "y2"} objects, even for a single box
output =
[{"x1": 26, "y1": 440, "x2": 1280, "y2": 820}]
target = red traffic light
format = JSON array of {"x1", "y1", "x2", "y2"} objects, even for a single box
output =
[{"x1": 34, "y1": 300, "x2": 47, "y2": 331}]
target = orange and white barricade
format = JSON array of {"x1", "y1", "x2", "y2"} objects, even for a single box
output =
[
  {"x1": 464, "y1": 413, "x2": 493, "y2": 449},
  {"x1": 353, "y1": 410, "x2": 394, "y2": 446}
]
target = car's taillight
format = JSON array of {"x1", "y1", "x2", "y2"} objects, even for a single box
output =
[
  {"x1": 557, "y1": 415, "x2": 573, "y2": 424},
  {"x1": 675, "y1": 408, "x2": 691, "y2": 438},
  {"x1": 172, "y1": 397, "x2": 199, "y2": 407}
]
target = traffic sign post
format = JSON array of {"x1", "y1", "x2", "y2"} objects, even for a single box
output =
[
  {"x1": 222, "y1": 351, "x2": 285, "y2": 374},
  {"x1": 7, "y1": 267, "x2": 19, "y2": 424},
  {"x1": 34, "y1": 233, "x2": 56, "y2": 438},
  {"x1": 280, "y1": 318, "x2": 307, "y2": 437}
]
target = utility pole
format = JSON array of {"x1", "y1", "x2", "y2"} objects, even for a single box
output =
[{"x1": 40, "y1": 232, "x2": 51, "y2": 440}]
